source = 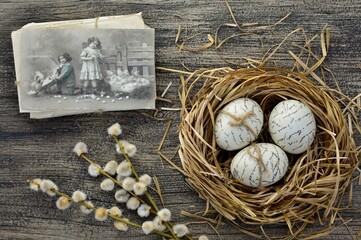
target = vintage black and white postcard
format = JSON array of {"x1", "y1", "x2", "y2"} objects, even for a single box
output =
[{"x1": 12, "y1": 15, "x2": 155, "y2": 118}]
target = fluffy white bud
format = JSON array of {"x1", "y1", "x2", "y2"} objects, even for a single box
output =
[
  {"x1": 116, "y1": 160, "x2": 132, "y2": 177},
  {"x1": 173, "y1": 224, "x2": 189, "y2": 238},
  {"x1": 95, "y1": 207, "x2": 108, "y2": 221},
  {"x1": 56, "y1": 196, "x2": 71, "y2": 210},
  {"x1": 115, "y1": 140, "x2": 137, "y2": 157},
  {"x1": 142, "y1": 221, "x2": 154, "y2": 235},
  {"x1": 133, "y1": 182, "x2": 147, "y2": 196},
  {"x1": 107, "y1": 123, "x2": 122, "y2": 136},
  {"x1": 88, "y1": 163, "x2": 101, "y2": 177},
  {"x1": 122, "y1": 177, "x2": 136, "y2": 191},
  {"x1": 114, "y1": 220, "x2": 129, "y2": 231},
  {"x1": 100, "y1": 179, "x2": 115, "y2": 191},
  {"x1": 157, "y1": 208, "x2": 172, "y2": 222},
  {"x1": 73, "y1": 142, "x2": 88, "y2": 156},
  {"x1": 72, "y1": 190, "x2": 87, "y2": 202},
  {"x1": 40, "y1": 179, "x2": 58, "y2": 197},
  {"x1": 109, "y1": 206, "x2": 122, "y2": 217},
  {"x1": 199, "y1": 235, "x2": 209, "y2": 240},
  {"x1": 103, "y1": 160, "x2": 118, "y2": 175},
  {"x1": 139, "y1": 174, "x2": 152, "y2": 186},
  {"x1": 126, "y1": 197, "x2": 140, "y2": 210},
  {"x1": 153, "y1": 216, "x2": 166, "y2": 232},
  {"x1": 137, "y1": 204, "x2": 151, "y2": 218},
  {"x1": 29, "y1": 178, "x2": 42, "y2": 191},
  {"x1": 115, "y1": 189, "x2": 130, "y2": 203}
]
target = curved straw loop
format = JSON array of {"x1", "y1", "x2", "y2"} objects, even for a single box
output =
[{"x1": 178, "y1": 67, "x2": 359, "y2": 236}]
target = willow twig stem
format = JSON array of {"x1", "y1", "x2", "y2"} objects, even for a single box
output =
[
  {"x1": 113, "y1": 136, "x2": 139, "y2": 179},
  {"x1": 112, "y1": 135, "x2": 180, "y2": 240},
  {"x1": 26, "y1": 180, "x2": 173, "y2": 239},
  {"x1": 80, "y1": 154, "x2": 150, "y2": 208}
]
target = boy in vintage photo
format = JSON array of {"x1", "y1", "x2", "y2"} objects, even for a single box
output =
[{"x1": 54, "y1": 52, "x2": 76, "y2": 95}]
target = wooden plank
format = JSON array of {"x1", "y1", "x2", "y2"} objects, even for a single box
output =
[
  {"x1": 127, "y1": 60, "x2": 154, "y2": 66},
  {"x1": 0, "y1": 1, "x2": 360, "y2": 240},
  {"x1": 127, "y1": 47, "x2": 154, "y2": 52},
  {"x1": 127, "y1": 52, "x2": 154, "y2": 58}
]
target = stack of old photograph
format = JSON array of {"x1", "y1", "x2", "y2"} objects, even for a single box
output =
[{"x1": 12, "y1": 13, "x2": 156, "y2": 118}]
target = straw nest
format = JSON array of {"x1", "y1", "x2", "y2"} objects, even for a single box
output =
[{"x1": 178, "y1": 67, "x2": 359, "y2": 234}]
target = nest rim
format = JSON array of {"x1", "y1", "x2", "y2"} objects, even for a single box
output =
[{"x1": 178, "y1": 67, "x2": 358, "y2": 230}]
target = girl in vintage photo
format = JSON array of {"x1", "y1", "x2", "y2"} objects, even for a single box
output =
[
  {"x1": 54, "y1": 52, "x2": 76, "y2": 95},
  {"x1": 79, "y1": 37, "x2": 104, "y2": 94}
]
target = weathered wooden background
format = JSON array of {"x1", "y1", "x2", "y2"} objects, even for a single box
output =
[{"x1": 0, "y1": 0, "x2": 360, "y2": 239}]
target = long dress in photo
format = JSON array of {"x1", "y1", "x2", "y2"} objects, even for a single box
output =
[{"x1": 79, "y1": 47, "x2": 103, "y2": 81}]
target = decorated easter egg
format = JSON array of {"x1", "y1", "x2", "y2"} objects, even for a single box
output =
[
  {"x1": 215, "y1": 98, "x2": 264, "y2": 151},
  {"x1": 230, "y1": 143, "x2": 289, "y2": 188},
  {"x1": 268, "y1": 100, "x2": 316, "y2": 154}
]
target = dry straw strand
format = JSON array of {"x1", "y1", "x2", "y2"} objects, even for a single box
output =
[
  {"x1": 177, "y1": 66, "x2": 359, "y2": 238},
  {"x1": 166, "y1": 4, "x2": 360, "y2": 238}
]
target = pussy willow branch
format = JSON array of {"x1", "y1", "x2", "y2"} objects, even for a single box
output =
[
  {"x1": 113, "y1": 136, "x2": 139, "y2": 178},
  {"x1": 113, "y1": 136, "x2": 159, "y2": 211},
  {"x1": 79, "y1": 153, "x2": 152, "y2": 211},
  {"x1": 113, "y1": 135, "x2": 184, "y2": 240},
  {"x1": 26, "y1": 180, "x2": 173, "y2": 239},
  {"x1": 81, "y1": 149, "x2": 183, "y2": 240}
]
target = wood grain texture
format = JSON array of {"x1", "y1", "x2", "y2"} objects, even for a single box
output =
[{"x1": 0, "y1": 0, "x2": 360, "y2": 239}]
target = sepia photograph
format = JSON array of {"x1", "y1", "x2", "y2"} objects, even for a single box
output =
[{"x1": 17, "y1": 28, "x2": 155, "y2": 112}]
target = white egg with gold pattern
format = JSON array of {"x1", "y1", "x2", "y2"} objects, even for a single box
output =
[
  {"x1": 268, "y1": 100, "x2": 316, "y2": 154},
  {"x1": 215, "y1": 98, "x2": 264, "y2": 151},
  {"x1": 231, "y1": 143, "x2": 289, "y2": 188}
]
